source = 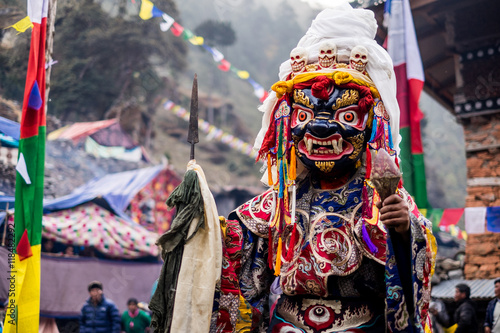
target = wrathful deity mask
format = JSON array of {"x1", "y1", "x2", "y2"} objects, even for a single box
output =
[{"x1": 290, "y1": 76, "x2": 374, "y2": 175}]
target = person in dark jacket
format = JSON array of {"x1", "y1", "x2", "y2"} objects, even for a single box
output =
[
  {"x1": 79, "y1": 281, "x2": 121, "y2": 333},
  {"x1": 431, "y1": 283, "x2": 478, "y2": 333},
  {"x1": 485, "y1": 278, "x2": 500, "y2": 333}
]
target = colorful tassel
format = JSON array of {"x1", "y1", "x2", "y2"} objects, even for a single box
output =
[
  {"x1": 278, "y1": 160, "x2": 285, "y2": 198},
  {"x1": 289, "y1": 145, "x2": 296, "y2": 181},
  {"x1": 290, "y1": 184, "x2": 296, "y2": 225},
  {"x1": 361, "y1": 183, "x2": 373, "y2": 219},
  {"x1": 285, "y1": 224, "x2": 298, "y2": 262},
  {"x1": 369, "y1": 117, "x2": 378, "y2": 142},
  {"x1": 267, "y1": 153, "x2": 273, "y2": 186},
  {"x1": 362, "y1": 222, "x2": 378, "y2": 254},
  {"x1": 365, "y1": 146, "x2": 372, "y2": 179},
  {"x1": 387, "y1": 123, "x2": 394, "y2": 149},
  {"x1": 275, "y1": 237, "x2": 283, "y2": 276},
  {"x1": 268, "y1": 227, "x2": 274, "y2": 270}
]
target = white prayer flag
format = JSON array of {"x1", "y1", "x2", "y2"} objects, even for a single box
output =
[
  {"x1": 465, "y1": 207, "x2": 486, "y2": 234},
  {"x1": 160, "y1": 13, "x2": 175, "y2": 31}
]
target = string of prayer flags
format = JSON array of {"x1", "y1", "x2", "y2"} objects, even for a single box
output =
[
  {"x1": 163, "y1": 100, "x2": 257, "y2": 158},
  {"x1": 138, "y1": 0, "x2": 269, "y2": 103}
]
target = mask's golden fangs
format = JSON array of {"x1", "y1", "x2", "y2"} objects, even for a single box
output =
[{"x1": 297, "y1": 133, "x2": 353, "y2": 161}]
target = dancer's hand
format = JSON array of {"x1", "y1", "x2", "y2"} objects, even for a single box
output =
[{"x1": 376, "y1": 193, "x2": 410, "y2": 238}]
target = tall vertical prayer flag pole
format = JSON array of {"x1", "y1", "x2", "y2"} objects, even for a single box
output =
[
  {"x1": 4, "y1": 0, "x2": 48, "y2": 331},
  {"x1": 386, "y1": 0, "x2": 429, "y2": 208}
]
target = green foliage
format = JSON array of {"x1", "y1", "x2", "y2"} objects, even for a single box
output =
[
  {"x1": 194, "y1": 20, "x2": 236, "y2": 47},
  {"x1": 0, "y1": 0, "x2": 187, "y2": 121},
  {"x1": 48, "y1": 0, "x2": 186, "y2": 121}
]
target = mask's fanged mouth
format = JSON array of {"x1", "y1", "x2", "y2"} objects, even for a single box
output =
[{"x1": 298, "y1": 133, "x2": 353, "y2": 160}]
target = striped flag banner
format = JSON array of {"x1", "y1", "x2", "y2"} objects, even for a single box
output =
[
  {"x1": 4, "y1": 0, "x2": 47, "y2": 332},
  {"x1": 386, "y1": 0, "x2": 429, "y2": 208}
]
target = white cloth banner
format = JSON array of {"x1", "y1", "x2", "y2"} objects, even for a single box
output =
[
  {"x1": 170, "y1": 161, "x2": 222, "y2": 333},
  {"x1": 465, "y1": 207, "x2": 486, "y2": 234}
]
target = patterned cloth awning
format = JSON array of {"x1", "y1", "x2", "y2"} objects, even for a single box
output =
[{"x1": 41, "y1": 202, "x2": 158, "y2": 258}]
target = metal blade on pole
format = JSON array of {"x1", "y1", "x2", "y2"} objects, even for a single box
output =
[{"x1": 187, "y1": 73, "x2": 199, "y2": 160}]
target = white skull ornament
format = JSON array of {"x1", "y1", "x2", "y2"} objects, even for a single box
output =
[
  {"x1": 349, "y1": 45, "x2": 368, "y2": 73},
  {"x1": 290, "y1": 47, "x2": 308, "y2": 74},
  {"x1": 318, "y1": 41, "x2": 337, "y2": 69}
]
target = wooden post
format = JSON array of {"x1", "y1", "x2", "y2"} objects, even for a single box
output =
[
  {"x1": 2, "y1": 203, "x2": 10, "y2": 247},
  {"x1": 45, "y1": 0, "x2": 57, "y2": 109}
]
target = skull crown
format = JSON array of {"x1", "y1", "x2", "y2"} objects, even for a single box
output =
[
  {"x1": 288, "y1": 44, "x2": 370, "y2": 76},
  {"x1": 349, "y1": 45, "x2": 369, "y2": 73},
  {"x1": 290, "y1": 47, "x2": 308, "y2": 75},
  {"x1": 318, "y1": 41, "x2": 337, "y2": 69}
]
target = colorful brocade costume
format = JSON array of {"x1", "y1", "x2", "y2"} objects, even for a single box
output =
[
  {"x1": 209, "y1": 4, "x2": 437, "y2": 333},
  {"x1": 213, "y1": 169, "x2": 436, "y2": 332}
]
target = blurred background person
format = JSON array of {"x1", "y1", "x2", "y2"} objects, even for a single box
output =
[
  {"x1": 79, "y1": 281, "x2": 121, "y2": 333},
  {"x1": 485, "y1": 278, "x2": 500, "y2": 333},
  {"x1": 121, "y1": 298, "x2": 151, "y2": 333}
]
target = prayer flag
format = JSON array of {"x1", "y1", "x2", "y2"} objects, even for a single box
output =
[
  {"x1": 218, "y1": 59, "x2": 231, "y2": 72},
  {"x1": 170, "y1": 22, "x2": 184, "y2": 37},
  {"x1": 486, "y1": 207, "x2": 500, "y2": 232},
  {"x1": 237, "y1": 70, "x2": 250, "y2": 79},
  {"x1": 464, "y1": 207, "x2": 486, "y2": 234},
  {"x1": 426, "y1": 208, "x2": 444, "y2": 232},
  {"x1": 439, "y1": 208, "x2": 464, "y2": 227},
  {"x1": 4, "y1": 0, "x2": 47, "y2": 332},
  {"x1": 386, "y1": 0, "x2": 428, "y2": 208},
  {"x1": 160, "y1": 13, "x2": 174, "y2": 31},
  {"x1": 209, "y1": 47, "x2": 224, "y2": 62},
  {"x1": 6, "y1": 16, "x2": 34, "y2": 34},
  {"x1": 139, "y1": 0, "x2": 163, "y2": 20},
  {"x1": 188, "y1": 36, "x2": 204, "y2": 46}
]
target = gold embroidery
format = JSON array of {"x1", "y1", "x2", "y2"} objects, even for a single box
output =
[
  {"x1": 348, "y1": 133, "x2": 365, "y2": 159},
  {"x1": 332, "y1": 89, "x2": 359, "y2": 111},
  {"x1": 314, "y1": 161, "x2": 335, "y2": 173},
  {"x1": 294, "y1": 89, "x2": 314, "y2": 108}
]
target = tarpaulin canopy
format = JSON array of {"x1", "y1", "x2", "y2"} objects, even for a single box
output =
[
  {"x1": 43, "y1": 165, "x2": 164, "y2": 222},
  {"x1": 41, "y1": 202, "x2": 158, "y2": 258},
  {"x1": 47, "y1": 118, "x2": 117, "y2": 143},
  {"x1": 90, "y1": 122, "x2": 137, "y2": 149}
]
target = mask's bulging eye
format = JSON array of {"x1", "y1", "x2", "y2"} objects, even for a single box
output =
[
  {"x1": 292, "y1": 108, "x2": 313, "y2": 127},
  {"x1": 298, "y1": 111, "x2": 308, "y2": 122},
  {"x1": 339, "y1": 110, "x2": 358, "y2": 125}
]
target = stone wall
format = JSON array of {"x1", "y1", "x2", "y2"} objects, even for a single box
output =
[
  {"x1": 464, "y1": 114, "x2": 500, "y2": 207},
  {"x1": 464, "y1": 233, "x2": 500, "y2": 279},
  {"x1": 463, "y1": 114, "x2": 500, "y2": 279}
]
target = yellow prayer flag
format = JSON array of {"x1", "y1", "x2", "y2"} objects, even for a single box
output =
[
  {"x1": 6, "y1": 16, "x2": 33, "y2": 34},
  {"x1": 420, "y1": 208, "x2": 427, "y2": 218},
  {"x1": 139, "y1": 0, "x2": 155, "y2": 20},
  {"x1": 237, "y1": 70, "x2": 250, "y2": 79},
  {"x1": 188, "y1": 36, "x2": 204, "y2": 45}
]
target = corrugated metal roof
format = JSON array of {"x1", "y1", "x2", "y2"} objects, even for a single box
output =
[{"x1": 432, "y1": 279, "x2": 497, "y2": 300}]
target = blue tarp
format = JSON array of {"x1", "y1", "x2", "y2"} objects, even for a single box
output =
[
  {"x1": 0, "y1": 116, "x2": 20, "y2": 148},
  {"x1": 0, "y1": 117, "x2": 20, "y2": 140},
  {"x1": 43, "y1": 165, "x2": 164, "y2": 222}
]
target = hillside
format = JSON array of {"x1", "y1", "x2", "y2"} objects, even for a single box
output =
[{"x1": 0, "y1": 0, "x2": 466, "y2": 208}]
